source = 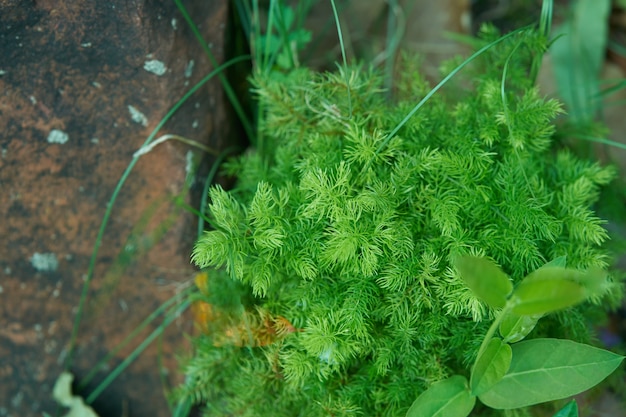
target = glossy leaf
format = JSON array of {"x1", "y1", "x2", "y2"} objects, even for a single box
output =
[
  {"x1": 406, "y1": 375, "x2": 475, "y2": 417},
  {"x1": 552, "y1": 0, "x2": 610, "y2": 123},
  {"x1": 552, "y1": 400, "x2": 578, "y2": 417},
  {"x1": 523, "y1": 266, "x2": 609, "y2": 299},
  {"x1": 511, "y1": 269, "x2": 586, "y2": 315},
  {"x1": 470, "y1": 338, "x2": 512, "y2": 396},
  {"x1": 499, "y1": 311, "x2": 542, "y2": 343},
  {"x1": 570, "y1": 267, "x2": 609, "y2": 299},
  {"x1": 540, "y1": 256, "x2": 567, "y2": 269},
  {"x1": 478, "y1": 339, "x2": 624, "y2": 409},
  {"x1": 524, "y1": 266, "x2": 583, "y2": 283},
  {"x1": 453, "y1": 256, "x2": 512, "y2": 308}
]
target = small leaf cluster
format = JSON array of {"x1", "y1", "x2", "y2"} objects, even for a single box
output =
[
  {"x1": 185, "y1": 29, "x2": 622, "y2": 417},
  {"x1": 256, "y1": 3, "x2": 312, "y2": 70},
  {"x1": 406, "y1": 256, "x2": 624, "y2": 417}
]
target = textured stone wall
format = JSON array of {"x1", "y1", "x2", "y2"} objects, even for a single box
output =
[{"x1": 0, "y1": 1, "x2": 234, "y2": 415}]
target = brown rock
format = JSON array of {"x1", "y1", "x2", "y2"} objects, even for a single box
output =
[
  {"x1": 297, "y1": 0, "x2": 470, "y2": 80},
  {"x1": 0, "y1": 1, "x2": 237, "y2": 416}
]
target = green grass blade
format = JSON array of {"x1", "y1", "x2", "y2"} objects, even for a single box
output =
[
  {"x1": 608, "y1": 40, "x2": 626, "y2": 58},
  {"x1": 500, "y1": 37, "x2": 525, "y2": 138},
  {"x1": 233, "y1": 0, "x2": 252, "y2": 45},
  {"x1": 172, "y1": 397, "x2": 192, "y2": 417},
  {"x1": 77, "y1": 286, "x2": 194, "y2": 389},
  {"x1": 330, "y1": 0, "x2": 352, "y2": 118},
  {"x1": 173, "y1": 0, "x2": 255, "y2": 142},
  {"x1": 384, "y1": 0, "x2": 405, "y2": 95},
  {"x1": 252, "y1": 0, "x2": 262, "y2": 67},
  {"x1": 262, "y1": 0, "x2": 278, "y2": 72},
  {"x1": 568, "y1": 134, "x2": 626, "y2": 151},
  {"x1": 196, "y1": 146, "x2": 240, "y2": 238},
  {"x1": 273, "y1": 0, "x2": 296, "y2": 69},
  {"x1": 85, "y1": 299, "x2": 192, "y2": 404},
  {"x1": 551, "y1": 0, "x2": 611, "y2": 123},
  {"x1": 598, "y1": 79, "x2": 626, "y2": 97},
  {"x1": 539, "y1": 0, "x2": 553, "y2": 39},
  {"x1": 376, "y1": 27, "x2": 529, "y2": 156},
  {"x1": 530, "y1": 0, "x2": 553, "y2": 82},
  {"x1": 63, "y1": 55, "x2": 249, "y2": 374}
]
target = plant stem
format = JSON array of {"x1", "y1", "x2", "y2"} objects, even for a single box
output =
[{"x1": 474, "y1": 304, "x2": 511, "y2": 362}]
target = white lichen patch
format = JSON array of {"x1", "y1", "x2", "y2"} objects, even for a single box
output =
[
  {"x1": 47, "y1": 129, "x2": 69, "y2": 144},
  {"x1": 53, "y1": 372, "x2": 100, "y2": 417},
  {"x1": 318, "y1": 346, "x2": 337, "y2": 365},
  {"x1": 143, "y1": 59, "x2": 167, "y2": 76},
  {"x1": 128, "y1": 105, "x2": 148, "y2": 127},
  {"x1": 186, "y1": 150, "x2": 193, "y2": 173},
  {"x1": 184, "y1": 60, "x2": 194, "y2": 78},
  {"x1": 171, "y1": 18, "x2": 177, "y2": 30},
  {"x1": 185, "y1": 150, "x2": 200, "y2": 186},
  {"x1": 30, "y1": 252, "x2": 59, "y2": 272}
]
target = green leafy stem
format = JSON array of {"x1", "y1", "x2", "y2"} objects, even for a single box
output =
[{"x1": 406, "y1": 255, "x2": 624, "y2": 417}]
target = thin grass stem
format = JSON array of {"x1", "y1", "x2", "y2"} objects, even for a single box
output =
[
  {"x1": 263, "y1": 0, "x2": 278, "y2": 73},
  {"x1": 173, "y1": 0, "x2": 255, "y2": 142},
  {"x1": 77, "y1": 286, "x2": 193, "y2": 389},
  {"x1": 197, "y1": 146, "x2": 241, "y2": 238},
  {"x1": 570, "y1": 134, "x2": 626, "y2": 151},
  {"x1": 63, "y1": 55, "x2": 249, "y2": 374},
  {"x1": 375, "y1": 26, "x2": 528, "y2": 157},
  {"x1": 530, "y1": 0, "x2": 553, "y2": 83},
  {"x1": 500, "y1": 36, "x2": 537, "y2": 199},
  {"x1": 85, "y1": 299, "x2": 191, "y2": 404},
  {"x1": 273, "y1": 0, "x2": 296, "y2": 69},
  {"x1": 383, "y1": 0, "x2": 405, "y2": 95},
  {"x1": 330, "y1": 0, "x2": 352, "y2": 118},
  {"x1": 133, "y1": 134, "x2": 219, "y2": 158}
]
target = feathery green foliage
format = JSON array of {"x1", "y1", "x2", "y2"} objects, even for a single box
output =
[
  {"x1": 405, "y1": 256, "x2": 623, "y2": 417},
  {"x1": 181, "y1": 25, "x2": 622, "y2": 417}
]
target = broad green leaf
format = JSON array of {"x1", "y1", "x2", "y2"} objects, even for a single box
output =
[
  {"x1": 470, "y1": 338, "x2": 512, "y2": 396},
  {"x1": 511, "y1": 269, "x2": 586, "y2": 315},
  {"x1": 453, "y1": 256, "x2": 512, "y2": 308},
  {"x1": 552, "y1": 400, "x2": 578, "y2": 417},
  {"x1": 523, "y1": 266, "x2": 582, "y2": 283},
  {"x1": 523, "y1": 266, "x2": 610, "y2": 299},
  {"x1": 499, "y1": 311, "x2": 542, "y2": 343},
  {"x1": 478, "y1": 339, "x2": 624, "y2": 409},
  {"x1": 406, "y1": 375, "x2": 476, "y2": 417},
  {"x1": 551, "y1": 0, "x2": 610, "y2": 123},
  {"x1": 570, "y1": 267, "x2": 610, "y2": 299},
  {"x1": 540, "y1": 256, "x2": 567, "y2": 269}
]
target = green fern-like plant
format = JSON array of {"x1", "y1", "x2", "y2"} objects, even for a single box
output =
[{"x1": 181, "y1": 27, "x2": 622, "y2": 417}]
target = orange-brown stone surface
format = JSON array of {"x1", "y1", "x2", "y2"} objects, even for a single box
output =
[{"x1": 0, "y1": 1, "x2": 236, "y2": 415}]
